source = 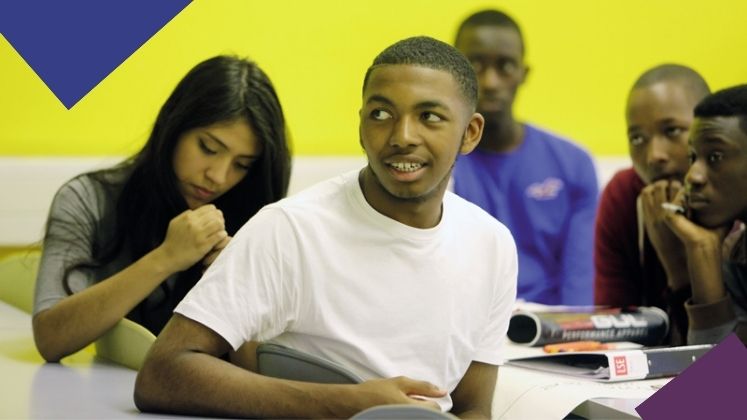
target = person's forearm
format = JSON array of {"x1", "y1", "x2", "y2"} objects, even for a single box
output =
[
  {"x1": 449, "y1": 362, "x2": 496, "y2": 420},
  {"x1": 33, "y1": 248, "x2": 178, "y2": 361},
  {"x1": 135, "y1": 350, "x2": 366, "y2": 418},
  {"x1": 660, "y1": 258, "x2": 690, "y2": 292},
  {"x1": 685, "y1": 240, "x2": 726, "y2": 305},
  {"x1": 648, "y1": 225, "x2": 691, "y2": 291}
]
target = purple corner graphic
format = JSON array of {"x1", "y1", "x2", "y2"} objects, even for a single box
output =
[
  {"x1": 636, "y1": 333, "x2": 747, "y2": 419},
  {"x1": 0, "y1": 0, "x2": 192, "y2": 109}
]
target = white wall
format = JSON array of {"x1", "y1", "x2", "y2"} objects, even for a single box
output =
[{"x1": 0, "y1": 155, "x2": 630, "y2": 246}]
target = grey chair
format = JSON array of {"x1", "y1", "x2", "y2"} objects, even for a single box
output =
[
  {"x1": 351, "y1": 404, "x2": 458, "y2": 419},
  {"x1": 256, "y1": 342, "x2": 362, "y2": 384},
  {"x1": 255, "y1": 343, "x2": 457, "y2": 419}
]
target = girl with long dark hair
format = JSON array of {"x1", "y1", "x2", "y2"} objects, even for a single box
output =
[{"x1": 32, "y1": 55, "x2": 291, "y2": 362}]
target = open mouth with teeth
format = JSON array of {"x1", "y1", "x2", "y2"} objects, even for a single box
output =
[
  {"x1": 384, "y1": 161, "x2": 427, "y2": 183},
  {"x1": 388, "y1": 162, "x2": 424, "y2": 172}
]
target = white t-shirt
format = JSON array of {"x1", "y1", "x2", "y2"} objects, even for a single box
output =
[{"x1": 175, "y1": 170, "x2": 517, "y2": 411}]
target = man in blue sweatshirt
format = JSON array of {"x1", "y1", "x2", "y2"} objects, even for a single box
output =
[{"x1": 452, "y1": 9, "x2": 599, "y2": 305}]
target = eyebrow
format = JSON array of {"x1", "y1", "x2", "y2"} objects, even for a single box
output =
[
  {"x1": 698, "y1": 136, "x2": 730, "y2": 145},
  {"x1": 628, "y1": 117, "x2": 688, "y2": 133},
  {"x1": 366, "y1": 94, "x2": 452, "y2": 112},
  {"x1": 657, "y1": 117, "x2": 687, "y2": 125},
  {"x1": 691, "y1": 131, "x2": 738, "y2": 150},
  {"x1": 467, "y1": 52, "x2": 517, "y2": 60},
  {"x1": 203, "y1": 132, "x2": 259, "y2": 159}
]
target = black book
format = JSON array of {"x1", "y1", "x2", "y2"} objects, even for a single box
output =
[
  {"x1": 508, "y1": 306, "x2": 669, "y2": 347},
  {"x1": 506, "y1": 344, "x2": 713, "y2": 382}
]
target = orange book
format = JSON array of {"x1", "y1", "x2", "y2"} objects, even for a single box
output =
[{"x1": 543, "y1": 341, "x2": 614, "y2": 353}]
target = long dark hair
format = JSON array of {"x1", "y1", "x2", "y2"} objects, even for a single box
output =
[
  {"x1": 117, "y1": 55, "x2": 291, "y2": 255},
  {"x1": 61, "y1": 55, "x2": 291, "y2": 307}
]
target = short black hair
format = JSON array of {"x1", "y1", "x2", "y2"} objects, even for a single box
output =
[
  {"x1": 631, "y1": 64, "x2": 710, "y2": 101},
  {"x1": 362, "y1": 36, "x2": 478, "y2": 110},
  {"x1": 694, "y1": 84, "x2": 747, "y2": 136},
  {"x1": 454, "y1": 9, "x2": 524, "y2": 54}
]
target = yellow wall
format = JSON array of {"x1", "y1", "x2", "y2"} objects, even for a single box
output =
[{"x1": 1, "y1": 0, "x2": 745, "y2": 157}]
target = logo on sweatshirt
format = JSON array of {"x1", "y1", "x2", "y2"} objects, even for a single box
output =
[{"x1": 526, "y1": 177, "x2": 564, "y2": 200}]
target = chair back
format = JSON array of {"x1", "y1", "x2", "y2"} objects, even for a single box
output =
[
  {"x1": 256, "y1": 343, "x2": 457, "y2": 419},
  {"x1": 0, "y1": 250, "x2": 41, "y2": 314},
  {"x1": 95, "y1": 317, "x2": 156, "y2": 370},
  {"x1": 257, "y1": 342, "x2": 363, "y2": 384},
  {"x1": 351, "y1": 404, "x2": 458, "y2": 419}
]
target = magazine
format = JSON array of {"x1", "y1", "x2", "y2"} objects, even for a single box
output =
[
  {"x1": 507, "y1": 306, "x2": 669, "y2": 346},
  {"x1": 506, "y1": 344, "x2": 713, "y2": 382}
]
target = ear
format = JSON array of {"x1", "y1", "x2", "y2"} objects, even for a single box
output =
[
  {"x1": 459, "y1": 112, "x2": 485, "y2": 155},
  {"x1": 358, "y1": 108, "x2": 364, "y2": 149},
  {"x1": 519, "y1": 63, "x2": 530, "y2": 86}
]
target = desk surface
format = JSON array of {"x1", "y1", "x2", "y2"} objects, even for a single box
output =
[
  {"x1": 1, "y1": 301, "x2": 663, "y2": 419},
  {"x1": 0, "y1": 302, "x2": 196, "y2": 419}
]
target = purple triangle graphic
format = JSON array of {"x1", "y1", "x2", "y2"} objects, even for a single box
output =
[
  {"x1": 0, "y1": 0, "x2": 192, "y2": 109},
  {"x1": 636, "y1": 334, "x2": 747, "y2": 419}
]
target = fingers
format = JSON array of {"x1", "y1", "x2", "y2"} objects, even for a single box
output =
[
  {"x1": 408, "y1": 397, "x2": 442, "y2": 412},
  {"x1": 211, "y1": 234, "x2": 231, "y2": 251},
  {"x1": 162, "y1": 206, "x2": 228, "y2": 271},
  {"x1": 642, "y1": 180, "x2": 683, "y2": 211},
  {"x1": 202, "y1": 236, "x2": 231, "y2": 268},
  {"x1": 356, "y1": 377, "x2": 446, "y2": 413},
  {"x1": 395, "y1": 377, "x2": 447, "y2": 398},
  {"x1": 202, "y1": 218, "x2": 227, "y2": 238},
  {"x1": 661, "y1": 188, "x2": 687, "y2": 221},
  {"x1": 641, "y1": 180, "x2": 688, "y2": 229},
  {"x1": 192, "y1": 204, "x2": 220, "y2": 217},
  {"x1": 661, "y1": 208, "x2": 689, "y2": 233},
  {"x1": 193, "y1": 205, "x2": 225, "y2": 229},
  {"x1": 667, "y1": 179, "x2": 683, "y2": 200},
  {"x1": 660, "y1": 191, "x2": 704, "y2": 243},
  {"x1": 180, "y1": 206, "x2": 226, "y2": 239},
  {"x1": 397, "y1": 377, "x2": 446, "y2": 411},
  {"x1": 196, "y1": 227, "x2": 228, "y2": 261},
  {"x1": 669, "y1": 188, "x2": 688, "y2": 216},
  {"x1": 206, "y1": 230, "x2": 230, "y2": 252},
  {"x1": 660, "y1": 202, "x2": 685, "y2": 215},
  {"x1": 202, "y1": 250, "x2": 220, "y2": 269},
  {"x1": 640, "y1": 182, "x2": 664, "y2": 220},
  {"x1": 648, "y1": 180, "x2": 668, "y2": 204}
]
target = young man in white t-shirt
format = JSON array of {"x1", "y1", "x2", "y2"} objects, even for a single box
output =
[{"x1": 135, "y1": 36, "x2": 518, "y2": 419}]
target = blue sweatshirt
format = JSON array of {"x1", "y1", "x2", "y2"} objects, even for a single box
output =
[{"x1": 453, "y1": 124, "x2": 598, "y2": 305}]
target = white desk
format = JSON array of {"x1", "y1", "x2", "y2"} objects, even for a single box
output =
[
  {"x1": 1, "y1": 301, "x2": 663, "y2": 419},
  {"x1": 0, "y1": 302, "x2": 193, "y2": 419}
]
